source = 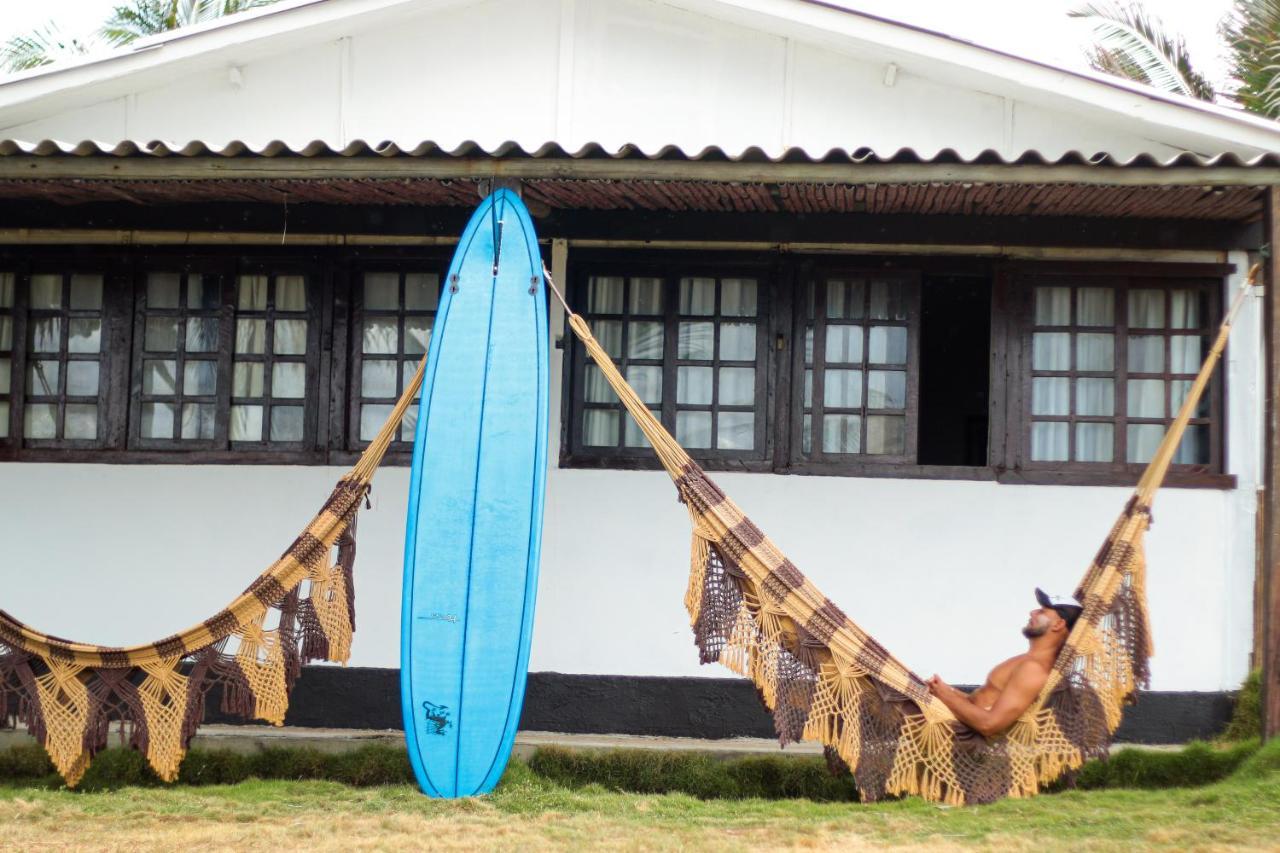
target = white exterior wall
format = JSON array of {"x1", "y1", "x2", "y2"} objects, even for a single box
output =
[
  {"x1": 0, "y1": 254, "x2": 1262, "y2": 692},
  {"x1": 3, "y1": 0, "x2": 1268, "y2": 160}
]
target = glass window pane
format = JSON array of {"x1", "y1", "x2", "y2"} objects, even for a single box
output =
[
  {"x1": 1128, "y1": 336, "x2": 1164, "y2": 373},
  {"x1": 27, "y1": 360, "x2": 59, "y2": 396},
  {"x1": 1076, "y1": 378, "x2": 1114, "y2": 417},
  {"x1": 1174, "y1": 424, "x2": 1210, "y2": 465},
  {"x1": 230, "y1": 404, "x2": 264, "y2": 441},
  {"x1": 719, "y1": 323, "x2": 756, "y2": 361},
  {"x1": 1127, "y1": 379, "x2": 1166, "y2": 418},
  {"x1": 583, "y1": 409, "x2": 619, "y2": 446},
  {"x1": 1076, "y1": 287, "x2": 1114, "y2": 326},
  {"x1": 866, "y1": 415, "x2": 906, "y2": 455},
  {"x1": 1032, "y1": 332, "x2": 1070, "y2": 371},
  {"x1": 630, "y1": 277, "x2": 663, "y2": 314},
  {"x1": 0, "y1": 317, "x2": 10, "y2": 350},
  {"x1": 868, "y1": 281, "x2": 906, "y2": 321},
  {"x1": 233, "y1": 362, "x2": 265, "y2": 398},
  {"x1": 69, "y1": 274, "x2": 103, "y2": 310},
  {"x1": 65, "y1": 406, "x2": 98, "y2": 442},
  {"x1": 362, "y1": 360, "x2": 397, "y2": 398},
  {"x1": 143, "y1": 360, "x2": 177, "y2": 395},
  {"x1": 676, "y1": 411, "x2": 712, "y2": 448},
  {"x1": 180, "y1": 403, "x2": 215, "y2": 440},
  {"x1": 1076, "y1": 333, "x2": 1115, "y2": 371},
  {"x1": 235, "y1": 319, "x2": 266, "y2": 355},
  {"x1": 183, "y1": 361, "x2": 217, "y2": 396},
  {"x1": 403, "y1": 360, "x2": 420, "y2": 391},
  {"x1": 1030, "y1": 422, "x2": 1068, "y2": 462},
  {"x1": 587, "y1": 277, "x2": 623, "y2": 314},
  {"x1": 801, "y1": 413, "x2": 812, "y2": 455},
  {"x1": 1170, "y1": 379, "x2": 1210, "y2": 419},
  {"x1": 0, "y1": 400, "x2": 9, "y2": 439},
  {"x1": 717, "y1": 411, "x2": 754, "y2": 450},
  {"x1": 140, "y1": 402, "x2": 175, "y2": 439},
  {"x1": 628, "y1": 321, "x2": 664, "y2": 359},
  {"x1": 867, "y1": 370, "x2": 906, "y2": 409},
  {"x1": 624, "y1": 410, "x2": 658, "y2": 448},
  {"x1": 1127, "y1": 424, "x2": 1166, "y2": 464},
  {"x1": 0, "y1": 358, "x2": 8, "y2": 395},
  {"x1": 803, "y1": 369, "x2": 812, "y2": 408},
  {"x1": 1034, "y1": 287, "x2": 1071, "y2": 325},
  {"x1": 364, "y1": 273, "x2": 399, "y2": 310},
  {"x1": 68, "y1": 319, "x2": 101, "y2": 354},
  {"x1": 276, "y1": 276, "x2": 306, "y2": 311},
  {"x1": 188, "y1": 275, "x2": 219, "y2": 310},
  {"x1": 30, "y1": 275, "x2": 62, "y2": 309},
  {"x1": 679, "y1": 278, "x2": 715, "y2": 315},
  {"x1": 405, "y1": 274, "x2": 439, "y2": 311},
  {"x1": 30, "y1": 318, "x2": 62, "y2": 353},
  {"x1": 66, "y1": 362, "x2": 99, "y2": 396},
  {"x1": 721, "y1": 279, "x2": 757, "y2": 317},
  {"x1": 590, "y1": 320, "x2": 623, "y2": 358},
  {"x1": 362, "y1": 319, "x2": 397, "y2": 354},
  {"x1": 626, "y1": 365, "x2": 663, "y2": 405},
  {"x1": 184, "y1": 318, "x2": 218, "y2": 353},
  {"x1": 24, "y1": 403, "x2": 57, "y2": 439},
  {"x1": 405, "y1": 318, "x2": 431, "y2": 355},
  {"x1": 803, "y1": 328, "x2": 813, "y2": 365},
  {"x1": 238, "y1": 275, "x2": 269, "y2": 310},
  {"x1": 360, "y1": 404, "x2": 393, "y2": 442},
  {"x1": 1032, "y1": 377, "x2": 1070, "y2": 416},
  {"x1": 718, "y1": 367, "x2": 754, "y2": 406},
  {"x1": 400, "y1": 403, "x2": 419, "y2": 443},
  {"x1": 826, "y1": 280, "x2": 865, "y2": 320},
  {"x1": 678, "y1": 322, "x2": 714, "y2": 360},
  {"x1": 822, "y1": 414, "x2": 861, "y2": 453},
  {"x1": 1129, "y1": 289, "x2": 1165, "y2": 328},
  {"x1": 824, "y1": 369, "x2": 863, "y2": 408},
  {"x1": 677, "y1": 366, "x2": 713, "y2": 405},
  {"x1": 144, "y1": 318, "x2": 177, "y2": 352},
  {"x1": 0, "y1": 273, "x2": 12, "y2": 308},
  {"x1": 271, "y1": 406, "x2": 305, "y2": 442},
  {"x1": 147, "y1": 273, "x2": 180, "y2": 309},
  {"x1": 1170, "y1": 335, "x2": 1204, "y2": 374},
  {"x1": 627, "y1": 363, "x2": 665, "y2": 404},
  {"x1": 1169, "y1": 289, "x2": 1203, "y2": 330},
  {"x1": 824, "y1": 325, "x2": 863, "y2": 363},
  {"x1": 583, "y1": 365, "x2": 619, "y2": 404},
  {"x1": 274, "y1": 320, "x2": 307, "y2": 355},
  {"x1": 1075, "y1": 423, "x2": 1113, "y2": 463},
  {"x1": 868, "y1": 327, "x2": 907, "y2": 365},
  {"x1": 266, "y1": 361, "x2": 303, "y2": 397}
]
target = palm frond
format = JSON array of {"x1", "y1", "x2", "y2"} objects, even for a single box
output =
[
  {"x1": 1070, "y1": 2, "x2": 1216, "y2": 101},
  {"x1": 1221, "y1": 0, "x2": 1280, "y2": 117},
  {"x1": 2, "y1": 21, "x2": 94, "y2": 74}
]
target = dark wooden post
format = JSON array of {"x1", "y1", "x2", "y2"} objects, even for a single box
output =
[{"x1": 1265, "y1": 185, "x2": 1280, "y2": 741}]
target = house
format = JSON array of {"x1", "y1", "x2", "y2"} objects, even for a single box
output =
[{"x1": 1, "y1": 0, "x2": 1277, "y2": 741}]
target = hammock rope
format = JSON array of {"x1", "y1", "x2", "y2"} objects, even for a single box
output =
[
  {"x1": 549, "y1": 265, "x2": 1256, "y2": 804},
  {"x1": 0, "y1": 357, "x2": 427, "y2": 786}
]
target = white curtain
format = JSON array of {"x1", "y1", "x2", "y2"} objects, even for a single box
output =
[
  {"x1": 0, "y1": 358, "x2": 10, "y2": 395},
  {"x1": 1035, "y1": 287, "x2": 1070, "y2": 325},
  {"x1": 1127, "y1": 379, "x2": 1165, "y2": 418},
  {"x1": 182, "y1": 361, "x2": 214, "y2": 396},
  {"x1": 140, "y1": 401, "x2": 175, "y2": 440},
  {"x1": 868, "y1": 370, "x2": 905, "y2": 409},
  {"x1": 866, "y1": 414, "x2": 905, "y2": 454},
  {"x1": 627, "y1": 321, "x2": 664, "y2": 359},
  {"x1": 824, "y1": 369, "x2": 861, "y2": 408},
  {"x1": 270, "y1": 406, "x2": 304, "y2": 442},
  {"x1": 630, "y1": 277, "x2": 664, "y2": 314},
  {"x1": 583, "y1": 409, "x2": 619, "y2": 446},
  {"x1": 275, "y1": 276, "x2": 306, "y2": 312},
  {"x1": 677, "y1": 366, "x2": 712, "y2": 405},
  {"x1": 184, "y1": 318, "x2": 218, "y2": 353},
  {"x1": 64, "y1": 403, "x2": 97, "y2": 440},
  {"x1": 1127, "y1": 424, "x2": 1164, "y2": 463},
  {"x1": 1076, "y1": 333, "x2": 1114, "y2": 371},
  {"x1": 869, "y1": 326, "x2": 906, "y2": 365},
  {"x1": 1032, "y1": 377, "x2": 1069, "y2": 416},
  {"x1": 404, "y1": 318, "x2": 431, "y2": 355},
  {"x1": 272, "y1": 363, "x2": 307, "y2": 399},
  {"x1": 0, "y1": 316, "x2": 11, "y2": 350},
  {"x1": 363, "y1": 273, "x2": 398, "y2": 310},
  {"x1": 869, "y1": 281, "x2": 905, "y2": 321},
  {"x1": 362, "y1": 319, "x2": 396, "y2": 355},
  {"x1": 676, "y1": 411, "x2": 711, "y2": 448},
  {"x1": 1075, "y1": 422, "x2": 1112, "y2": 462},
  {"x1": 825, "y1": 325, "x2": 863, "y2": 363},
  {"x1": 678, "y1": 322, "x2": 714, "y2": 360},
  {"x1": 29, "y1": 274, "x2": 61, "y2": 310},
  {"x1": 1129, "y1": 289, "x2": 1165, "y2": 328},
  {"x1": 720, "y1": 323, "x2": 755, "y2": 360},
  {"x1": 1169, "y1": 289, "x2": 1200, "y2": 329},
  {"x1": 588, "y1": 277, "x2": 623, "y2": 314},
  {"x1": 1075, "y1": 378, "x2": 1114, "y2": 416},
  {"x1": 1032, "y1": 332, "x2": 1070, "y2": 371},
  {"x1": 721, "y1": 279, "x2": 757, "y2": 317},
  {"x1": 1031, "y1": 421, "x2": 1068, "y2": 461},
  {"x1": 826, "y1": 280, "x2": 864, "y2": 320},
  {"x1": 239, "y1": 275, "x2": 269, "y2": 311},
  {"x1": 718, "y1": 367, "x2": 754, "y2": 406},
  {"x1": 1076, "y1": 287, "x2": 1114, "y2": 326},
  {"x1": 181, "y1": 402, "x2": 214, "y2": 440},
  {"x1": 274, "y1": 319, "x2": 308, "y2": 355},
  {"x1": 1170, "y1": 335, "x2": 1203, "y2": 374},
  {"x1": 590, "y1": 320, "x2": 622, "y2": 358},
  {"x1": 717, "y1": 411, "x2": 754, "y2": 450},
  {"x1": 237, "y1": 319, "x2": 267, "y2": 355},
  {"x1": 230, "y1": 404, "x2": 263, "y2": 441},
  {"x1": 822, "y1": 413, "x2": 861, "y2": 453},
  {"x1": 405, "y1": 274, "x2": 438, "y2": 311},
  {"x1": 584, "y1": 365, "x2": 619, "y2": 404},
  {"x1": 626, "y1": 365, "x2": 663, "y2": 405},
  {"x1": 1127, "y1": 335, "x2": 1164, "y2": 373},
  {"x1": 234, "y1": 362, "x2": 265, "y2": 398},
  {"x1": 359, "y1": 404, "x2": 390, "y2": 443},
  {"x1": 679, "y1": 278, "x2": 715, "y2": 316},
  {"x1": 361, "y1": 361, "x2": 396, "y2": 398},
  {"x1": 0, "y1": 272, "x2": 13, "y2": 308}
]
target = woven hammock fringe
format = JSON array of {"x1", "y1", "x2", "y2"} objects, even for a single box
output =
[{"x1": 0, "y1": 478, "x2": 366, "y2": 787}]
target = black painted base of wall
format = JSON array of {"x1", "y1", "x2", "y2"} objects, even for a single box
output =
[{"x1": 205, "y1": 668, "x2": 1236, "y2": 745}]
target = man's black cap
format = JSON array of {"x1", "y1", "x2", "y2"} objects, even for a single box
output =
[{"x1": 1035, "y1": 588, "x2": 1083, "y2": 630}]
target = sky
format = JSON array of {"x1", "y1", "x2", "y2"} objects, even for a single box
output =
[{"x1": 0, "y1": 0, "x2": 1243, "y2": 92}]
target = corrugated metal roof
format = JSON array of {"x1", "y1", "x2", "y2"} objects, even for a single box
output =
[{"x1": 1, "y1": 139, "x2": 1278, "y2": 168}]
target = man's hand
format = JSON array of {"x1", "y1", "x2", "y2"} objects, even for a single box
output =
[{"x1": 926, "y1": 674, "x2": 950, "y2": 697}]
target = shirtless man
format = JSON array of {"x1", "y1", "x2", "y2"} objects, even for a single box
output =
[{"x1": 925, "y1": 589, "x2": 1082, "y2": 738}]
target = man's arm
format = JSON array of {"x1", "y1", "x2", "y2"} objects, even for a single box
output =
[{"x1": 926, "y1": 663, "x2": 1047, "y2": 738}]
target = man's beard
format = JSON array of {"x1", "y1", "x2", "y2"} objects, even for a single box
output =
[{"x1": 1022, "y1": 623, "x2": 1048, "y2": 639}]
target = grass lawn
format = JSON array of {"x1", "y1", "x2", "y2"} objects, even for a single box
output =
[{"x1": 2, "y1": 742, "x2": 1278, "y2": 851}]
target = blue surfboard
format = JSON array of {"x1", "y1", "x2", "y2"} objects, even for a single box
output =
[{"x1": 400, "y1": 189, "x2": 549, "y2": 798}]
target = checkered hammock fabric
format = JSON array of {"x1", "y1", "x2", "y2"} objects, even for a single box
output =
[
  {"x1": 0, "y1": 361, "x2": 425, "y2": 787},
  {"x1": 564, "y1": 271, "x2": 1251, "y2": 805}
]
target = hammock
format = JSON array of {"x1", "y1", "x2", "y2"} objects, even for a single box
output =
[
  {"x1": 0, "y1": 362, "x2": 424, "y2": 787},
  {"x1": 553, "y1": 267, "x2": 1256, "y2": 805}
]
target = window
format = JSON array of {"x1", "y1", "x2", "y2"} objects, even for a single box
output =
[
  {"x1": 796, "y1": 273, "x2": 919, "y2": 461},
  {"x1": 23, "y1": 271, "x2": 106, "y2": 445},
  {"x1": 0, "y1": 273, "x2": 12, "y2": 440},
  {"x1": 351, "y1": 270, "x2": 440, "y2": 447},
  {"x1": 229, "y1": 273, "x2": 314, "y2": 446},
  {"x1": 572, "y1": 268, "x2": 768, "y2": 459},
  {"x1": 1022, "y1": 276, "x2": 1219, "y2": 470}
]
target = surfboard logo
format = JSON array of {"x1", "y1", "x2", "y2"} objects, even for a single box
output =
[{"x1": 422, "y1": 700, "x2": 452, "y2": 736}]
